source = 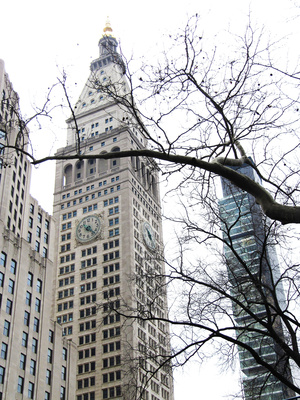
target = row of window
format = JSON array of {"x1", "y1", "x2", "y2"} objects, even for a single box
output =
[
  {"x1": 26, "y1": 236, "x2": 48, "y2": 257},
  {"x1": 80, "y1": 294, "x2": 96, "y2": 305},
  {"x1": 80, "y1": 281, "x2": 97, "y2": 293},
  {"x1": 60, "y1": 253, "x2": 75, "y2": 264},
  {"x1": 57, "y1": 313, "x2": 73, "y2": 324},
  {"x1": 79, "y1": 333, "x2": 96, "y2": 345},
  {"x1": 77, "y1": 376, "x2": 95, "y2": 389},
  {"x1": 102, "y1": 386, "x2": 122, "y2": 399},
  {"x1": 79, "y1": 319, "x2": 96, "y2": 331},
  {"x1": 27, "y1": 273, "x2": 43, "y2": 293},
  {"x1": 61, "y1": 185, "x2": 120, "y2": 209},
  {"x1": 62, "y1": 176, "x2": 120, "y2": 199},
  {"x1": 57, "y1": 300, "x2": 73, "y2": 311},
  {"x1": 103, "y1": 251, "x2": 120, "y2": 262},
  {"x1": 58, "y1": 288, "x2": 74, "y2": 299},
  {"x1": 59, "y1": 276, "x2": 74, "y2": 286},
  {"x1": 81, "y1": 269, "x2": 97, "y2": 281},
  {"x1": 59, "y1": 263, "x2": 75, "y2": 275},
  {"x1": 103, "y1": 370, "x2": 121, "y2": 383},
  {"x1": 103, "y1": 274, "x2": 120, "y2": 286},
  {"x1": 79, "y1": 306, "x2": 97, "y2": 318},
  {"x1": 25, "y1": 292, "x2": 41, "y2": 311},
  {"x1": 81, "y1": 257, "x2": 97, "y2": 269},
  {"x1": 78, "y1": 361, "x2": 96, "y2": 374},
  {"x1": 82, "y1": 246, "x2": 97, "y2": 257},
  {"x1": 77, "y1": 392, "x2": 95, "y2": 400},
  {"x1": 103, "y1": 287, "x2": 120, "y2": 299},
  {"x1": 103, "y1": 262, "x2": 120, "y2": 274},
  {"x1": 103, "y1": 313, "x2": 121, "y2": 326},
  {"x1": 78, "y1": 347, "x2": 96, "y2": 359},
  {"x1": 0, "y1": 252, "x2": 17, "y2": 273},
  {"x1": 62, "y1": 211, "x2": 77, "y2": 220},
  {"x1": 103, "y1": 326, "x2": 120, "y2": 339},
  {"x1": 23, "y1": 312, "x2": 40, "y2": 332}
]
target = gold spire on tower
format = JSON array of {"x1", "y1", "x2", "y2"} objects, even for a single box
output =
[{"x1": 103, "y1": 17, "x2": 113, "y2": 37}]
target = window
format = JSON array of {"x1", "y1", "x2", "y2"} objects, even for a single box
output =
[
  {"x1": 6, "y1": 299, "x2": 12, "y2": 315},
  {"x1": 45, "y1": 219, "x2": 49, "y2": 230},
  {"x1": 28, "y1": 382, "x2": 34, "y2": 399},
  {"x1": 44, "y1": 232, "x2": 49, "y2": 243},
  {"x1": 0, "y1": 271, "x2": 3, "y2": 287},
  {"x1": 35, "y1": 240, "x2": 40, "y2": 252},
  {"x1": 10, "y1": 259, "x2": 17, "y2": 274},
  {"x1": 24, "y1": 291, "x2": 31, "y2": 308},
  {"x1": 27, "y1": 231, "x2": 32, "y2": 243},
  {"x1": 61, "y1": 366, "x2": 66, "y2": 380},
  {"x1": 27, "y1": 272, "x2": 33, "y2": 286},
  {"x1": 20, "y1": 353, "x2": 26, "y2": 369},
  {"x1": 0, "y1": 366, "x2": 5, "y2": 386},
  {"x1": 29, "y1": 217, "x2": 33, "y2": 228},
  {"x1": 43, "y1": 247, "x2": 48, "y2": 258},
  {"x1": 33, "y1": 317, "x2": 39, "y2": 332},
  {"x1": 45, "y1": 392, "x2": 50, "y2": 400},
  {"x1": 47, "y1": 348, "x2": 53, "y2": 363},
  {"x1": 17, "y1": 376, "x2": 24, "y2": 393},
  {"x1": 1, "y1": 342, "x2": 7, "y2": 359},
  {"x1": 60, "y1": 386, "x2": 66, "y2": 400},
  {"x1": 35, "y1": 298, "x2": 41, "y2": 312},
  {"x1": 38, "y1": 213, "x2": 42, "y2": 223},
  {"x1": 8, "y1": 278, "x2": 14, "y2": 294},
  {"x1": 62, "y1": 347, "x2": 67, "y2": 361},
  {"x1": 30, "y1": 204, "x2": 34, "y2": 214},
  {"x1": 22, "y1": 332, "x2": 28, "y2": 347},
  {"x1": 37, "y1": 279, "x2": 42, "y2": 293},
  {"x1": 30, "y1": 359, "x2": 36, "y2": 375},
  {"x1": 49, "y1": 330, "x2": 54, "y2": 343},
  {"x1": 32, "y1": 338, "x2": 38, "y2": 353},
  {"x1": 3, "y1": 320, "x2": 10, "y2": 336},
  {"x1": 24, "y1": 311, "x2": 30, "y2": 326},
  {"x1": 36, "y1": 226, "x2": 41, "y2": 237},
  {"x1": 46, "y1": 369, "x2": 51, "y2": 385},
  {"x1": 0, "y1": 252, "x2": 6, "y2": 267}
]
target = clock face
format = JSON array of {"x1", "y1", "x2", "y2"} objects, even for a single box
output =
[
  {"x1": 76, "y1": 215, "x2": 101, "y2": 243},
  {"x1": 142, "y1": 222, "x2": 156, "y2": 251}
]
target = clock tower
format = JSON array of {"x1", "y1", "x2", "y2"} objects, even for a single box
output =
[{"x1": 52, "y1": 22, "x2": 173, "y2": 400}]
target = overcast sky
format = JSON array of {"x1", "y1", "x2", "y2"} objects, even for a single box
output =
[{"x1": 1, "y1": 1, "x2": 299, "y2": 398}]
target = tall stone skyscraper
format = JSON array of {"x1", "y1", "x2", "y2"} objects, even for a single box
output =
[
  {"x1": 0, "y1": 61, "x2": 76, "y2": 399},
  {"x1": 53, "y1": 22, "x2": 173, "y2": 400},
  {"x1": 220, "y1": 162, "x2": 294, "y2": 400}
]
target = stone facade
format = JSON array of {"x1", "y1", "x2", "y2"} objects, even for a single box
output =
[
  {"x1": 0, "y1": 60, "x2": 76, "y2": 400},
  {"x1": 52, "y1": 25, "x2": 173, "y2": 400}
]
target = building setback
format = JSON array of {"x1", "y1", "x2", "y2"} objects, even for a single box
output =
[
  {"x1": 52, "y1": 22, "x2": 174, "y2": 400},
  {"x1": 0, "y1": 60, "x2": 76, "y2": 399},
  {"x1": 220, "y1": 161, "x2": 295, "y2": 400}
]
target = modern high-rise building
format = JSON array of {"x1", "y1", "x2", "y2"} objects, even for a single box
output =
[
  {"x1": 220, "y1": 162, "x2": 294, "y2": 400},
  {"x1": 0, "y1": 61, "x2": 76, "y2": 399},
  {"x1": 52, "y1": 22, "x2": 173, "y2": 400}
]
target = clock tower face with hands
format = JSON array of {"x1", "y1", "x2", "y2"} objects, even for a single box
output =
[
  {"x1": 52, "y1": 21, "x2": 174, "y2": 400},
  {"x1": 76, "y1": 215, "x2": 101, "y2": 243}
]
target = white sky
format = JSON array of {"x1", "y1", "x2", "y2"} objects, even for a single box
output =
[{"x1": 1, "y1": 1, "x2": 299, "y2": 398}]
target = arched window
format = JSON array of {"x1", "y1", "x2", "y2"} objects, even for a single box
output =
[{"x1": 63, "y1": 164, "x2": 73, "y2": 186}]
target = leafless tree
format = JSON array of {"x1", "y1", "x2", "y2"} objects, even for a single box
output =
[{"x1": 2, "y1": 14, "x2": 300, "y2": 399}]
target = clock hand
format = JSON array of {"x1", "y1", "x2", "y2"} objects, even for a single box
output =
[
  {"x1": 83, "y1": 224, "x2": 95, "y2": 233},
  {"x1": 147, "y1": 228, "x2": 152, "y2": 241}
]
